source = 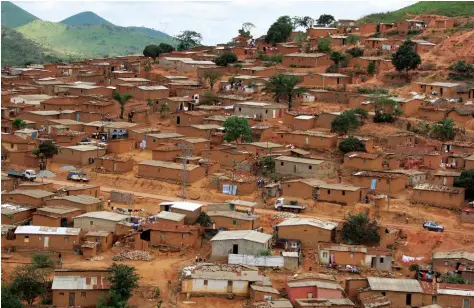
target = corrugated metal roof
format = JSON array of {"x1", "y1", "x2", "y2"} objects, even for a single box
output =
[
  {"x1": 367, "y1": 277, "x2": 423, "y2": 293},
  {"x1": 207, "y1": 211, "x2": 259, "y2": 221},
  {"x1": 433, "y1": 251, "x2": 474, "y2": 261},
  {"x1": 250, "y1": 284, "x2": 280, "y2": 294},
  {"x1": 190, "y1": 124, "x2": 222, "y2": 130},
  {"x1": 147, "y1": 133, "x2": 183, "y2": 139},
  {"x1": 211, "y1": 230, "x2": 272, "y2": 243},
  {"x1": 160, "y1": 201, "x2": 202, "y2": 211},
  {"x1": 285, "y1": 53, "x2": 327, "y2": 58},
  {"x1": 156, "y1": 211, "x2": 186, "y2": 221},
  {"x1": 437, "y1": 288, "x2": 474, "y2": 296},
  {"x1": 55, "y1": 195, "x2": 101, "y2": 205},
  {"x1": 228, "y1": 200, "x2": 257, "y2": 207},
  {"x1": 277, "y1": 218, "x2": 338, "y2": 230},
  {"x1": 275, "y1": 155, "x2": 325, "y2": 165},
  {"x1": 287, "y1": 280, "x2": 341, "y2": 290},
  {"x1": 74, "y1": 211, "x2": 129, "y2": 221},
  {"x1": 1, "y1": 203, "x2": 32, "y2": 215},
  {"x1": 86, "y1": 230, "x2": 110, "y2": 237},
  {"x1": 15, "y1": 226, "x2": 81, "y2": 235},
  {"x1": 51, "y1": 275, "x2": 109, "y2": 290},
  {"x1": 281, "y1": 251, "x2": 299, "y2": 257},
  {"x1": 139, "y1": 160, "x2": 200, "y2": 170},
  {"x1": 1, "y1": 225, "x2": 16, "y2": 235},
  {"x1": 5, "y1": 190, "x2": 55, "y2": 199}
]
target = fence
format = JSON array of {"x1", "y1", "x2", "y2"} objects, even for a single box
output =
[{"x1": 228, "y1": 254, "x2": 284, "y2": 267}]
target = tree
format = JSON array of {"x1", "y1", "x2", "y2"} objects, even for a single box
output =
[
  {"x1": 449, "y1": 60, "x2": 474, "y2": 80},
  {"x1": 346, "y1": 47, "x2": 364, "y2": 58},
  {"x1": 294, "y1": 16, "x2": 315, "y2": 29},
  {"x1": 346, "y1": 34, "x2": 360, "y2": 45},
  {"x1": 317, "y1": 14, "x2": 336, "y2": 27},
  {"x1": 339, "y1": 137, "x2": 366, "y2": 154},
  {"x1": 203, "y1": 70, "x2": 223, "y2": 90},
  {"x1": 263, "y1": 74, "x2": 306, "y2": 109},
  {"x1": 159, "y1": 104, "x2": 169, "y2": 117},
  {"x1": 367, "y1": 61, "x2": 376, "y2": 74},
  {"x1": 201, "y1": 90, "x2": 219, "y2": 105},
  {"x1": 175, "y1": 30, "x2": 202, "y2": 51},
  {"x1": 391, "y1": 40, "x2": 421, "y2": 78},
  {"x1": 158, "y1": 43, "x2": 175, "y2": 54},
  {"x1": 330, "y1": 51, "x2": 347, "y2": 68},
  {"x1": 431, "y1": 118, "x2": 455, "y2": 141},
  {"x1": 342, "y1": 213, "x2": 380, "y2": 245},
  {"x1": 223, "y1": 116, "x2": 252, "y2": 143},
  {"x1": 106, "y1": 264, "x2": 139, "y2": 303},
  {"x1": 317, "y1": 38, "x2": 332, "y2": 53},
  {"x1": 11, "y1": 266, "x2": 47, "y2": 305},
  {"x1": 454, "y1": 170, "x2": 474, "y2": 200},
  {"x1": 31, "y1": 253, "x2": 55, "y2": 269},
  {"x1": 113, "y1": 91, "x2": 133, "y2": 119},
  {"x1": 352, "y1": 107, "x2": 368, "y2": 119},
  {"x1": 32, "y1": 140, "x2": 58, "y2": 170},
  {"x1": 215, "y1": 52, "x2": 238, "y2": 67},
  {"x1": 238, "y1": 22, "x2": 255, "y2": 38},
  {"x1": 331, "y1": 110, "x2": 360, "y2": 135},
  {"x1": 262, "y1": 156, "x2": 276, "y2": 174},
  {"x1": 197, "y1": 212, "x2": 213, "y2": 227},
  {"x1": 2, "y1": 286, "x2": 24, "y2": 308},
  {"x1": 12, "y1": 118, "x2": 26, "y2": 129},
  {"x1": 143, "y1": 44, "x2": 161, "y2": 61},
  {"x1": 266, "y1": 16, "x2": 294, "y2": 44}
]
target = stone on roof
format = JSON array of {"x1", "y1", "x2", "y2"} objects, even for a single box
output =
[{"x1": 413, "y1": 184, "x2": 464, "y2": 194}]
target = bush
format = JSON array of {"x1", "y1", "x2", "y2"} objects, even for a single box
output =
[
  {"x1": 289, "y1": 64, "x2": 297, "y2": 68},
  {"x1": 409, "y1": 264, "x2": 420, "y2": 272},
  {"x1": 342, "y1": 213, "x2": 380, "y2": 245},
  {"x1": 155, "y1": 287, "x2": 161, "y2": 298},
  {"x1": 31, "y1": 253, "x2": 55, "y2": 269},
  {"x1": 367, "y1": 62, "x2": 376, "y2": 74},
  {"x1": 339, "y1": 137, "x2": 366, "y2": 154},
  {"x1": 317, "y1": 38, "x2": 332, "y2": 53},
  {"x1": 449, "y1": 61, "x2": 474, "y2": 80},
  {"x1": 257, "y1": 249, "x2": 272, "y2": 256},
  {"x1": 326, "y1": 64, "x2": 339, "y2": 73},
  {"x1": 441, "y1": 274, "x2": 465, "y2": 284},
  {"x1": 407, "y1": 29, "x2": 423, "y2": 36},
  {"x1": 374, "y1": 113, "x2": 395, "y2": 123},
  {"x1": 215, "y1": 52, "x2": 238, "y2": 66},
  {"x1": 346, "y1": 47, "x2": 364, "y2": 58},
  {"x1": 331, "y1": 110, "x2": 360, "y2": 135},
  {"x1": 261, "y1": 156, "x2": 275, "y2": 174},
  {"x1": 357, "y1": 88, "x2": 388, "y2": 95},
  {"x1": 352, "y1": 107, "x2": 368, "y2": 119},
  {"x1": 454, "y1": 169, "x2": 474, "y2": 200}
]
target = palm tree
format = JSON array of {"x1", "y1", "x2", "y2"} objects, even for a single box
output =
[
  {"x1": 263, "y1": 74, "x2": 307, "y2": 110},
  {"x1": 432, "y1": 118, "x2": 455, "y2": 141},
  {"x1": 112, "y1": 91, "x2": 133, "y2": 119}
]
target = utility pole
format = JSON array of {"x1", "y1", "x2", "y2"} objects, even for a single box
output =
[{"x1": 178, "y1": 143, "x2": 194, "y2": 200}]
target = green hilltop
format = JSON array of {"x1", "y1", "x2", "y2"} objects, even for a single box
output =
[
  {"x1": 60, "y1": 11, "x2": 115, "y2": 26},
  {"x1": 1, "y1": 1, "x2": 39, "y2": 28},
  {"x1": 360, "y1": 1, "x2": 474, "y2": 23}
]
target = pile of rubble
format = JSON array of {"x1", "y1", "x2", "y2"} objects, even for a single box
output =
[
  {"x1": 273, "y1": 212, "x2": 297, "y2": 219},
  {"x1": 112, "y1": 250, "x2": 153, "y2": 261}
]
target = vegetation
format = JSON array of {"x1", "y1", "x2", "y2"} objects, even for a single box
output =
[
  {"x1": 1, "y1": 285, "x2": 24, "y2": 308},
  {"x1": 357, "y1": 87, "x2": 388, "y2": 95},
  {"x1": 257, "y1": 52, "x2": 283, "y2": 66},
  {"x1": 157, "y1": 43, "x2": 175, "y2": 54},
  {"x1": 346, "y1": 47, "x2": 364, "y2": 58},
  {"x1": 113, "y1": 92, "x2": 133, "y2": 119},
  {"x1": 391, "y1": 40, "x2": 421, "y2": 78},
  {"x1": 201, "y1": 90, "x2": 219, "y2": 105},
  {"x1": 431, "y1": 118, "x2": 455, "y2": 141},
  {"x1": 331, "y1": 110, "x2": 360, "y2": 135},
  {"x1": 10, "y1": 266, "x2": 48, "y2": 305},
  {"x1": 293, "y1": 16, "x2": 315, "y2": 29},
  {"x1": 159, "y1": 104, "x2": 169, "y2": 117},
  {"x1": 261, "y1": 156, "x2": 276, "y2": 174},
  {"x1": 263, "y1": 74, "x2": 306, "y2": 109},
  {"x1": 60, "y1": 11, "x2": 114, "y2": 26},
  {"x1": 374, "y1": 113, "x2": 395, "y2": 123},
  {"x1": 317, "y1": 38, "x2": 332, "y2": 53},
  {"x1": 203, "y1": 70, "x2": 223, "y2": 90},
  {"x1": 440, "y1": 274, "x2": 465, "y2": 284},
  {"x1": 346, "y1": 34, "x2": 360, "y2": 45},
  {"x1": 339, "y1": 137, "x2": 366, "y2": 154},
  {"x1": 197, "y1": 212, "x2": 213, "y2": 227},
  {"x1": 449, "y1": 61, "x2": 474, "y2": 80},
  {"x1": 353, "y1": 107, "x2": 369, "y2": 119},
  {"x1": 12, "y1": 118, "x2": 27, "y2": 129},
  {"x1": 266, "y1": 16, "x2": 294, "y2": 44},
  {"x1": 215, "y1": 52, "x2": 238, "y2": 66},
  {"x1": 238, "y1": 22, "x2": 255, "y2": 38},
  {"x1": 31, "y1": 253, "x2": 55, "y2": 269},
  {"x1": 143, "y1": 44, "x2": 161, "y2": 61},
  {"x1": 176, "y1": 30, "x2": 202, "y2": 51},
  {"x1": 32, "y1": 140, "x2": 58, "y2": 170},
  {"x1": 223, "y1": 116, "x2": 252, "y2": 143},
  {"x1": 98, "y1": 264, "x2": 140, "y2": 308},
  {"x1": 1, "y1": 1, "x2": 39, "y2": 28},
  {"x1": 317, "y1": 14, "x2": 336, "y2": 27},
  {"x1": 330, "y1": 51, "x2": 348, "y2": 68},
  {"x1": 454, "y1": 170, "x2": 474, "y2": 200},
  {"x1": 367, "y1": 61, "x2": 376, "y2": 74},
  {"x1": 257, "y1": 249, "x2": 272, "y2": 256},
  {"x1": 342, "y1": 213, "x2": 380, "y2": 245}
]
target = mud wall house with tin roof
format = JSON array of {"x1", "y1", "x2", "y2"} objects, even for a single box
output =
[
  {"x1": 344, "y1": 152, "x2": 384, "y2": 171},
  {"x1": 84, "y1": 230, "x2": 114, "y2": 252},
  {"x1": 46, "y1": 195, "x2": 103, "y2": 212},
  {"x1": 447, "y1": 107, "x2": 474, "y2": 126},
  {"x1": 174, "y1": 137, "x2": 211, "y2": 155},
  {"x1": 432, "y1": 251, "x2": 474, "y2": 274},
  {"x1": 51, "y1": 269, "x2": 110, "y2": 307},
  {"x1": 249, "y1": 284, "x2": 281, "y2": 302},
  {"x1": 97, "y1": 155, "x2": 134, "y2": 174},
  {"x1": 307, "y1": 27, "x2": 339, "y2": 38},
  {"x1": 443, "y1": 141, "x2": 474, "y2": 155},
  {"x1": 300, "y1": 73, "x2": 351, "y2": 88},
  {"x1": 128, "y1": 127, "x2": 161, "y2": 143},
  {"x1": 352, "y1": 171, "x2": 407, "y2": 194},
  {"x1": 59, "y1": 185, "x2": 100, "y2": 197},
  {"x1": 1, "y1": 133, "x2": 31, "y2": 151},
  {"x1": 154, "y1": 211, "x2": 186, "y2": 227},
  {"x1": 210, "y1": 230, "x2": 273, "y2": 259},
  {"x1": 206, "y1": 211, "x2": 260, "y2": 230},
  {"x1": 201, "y1": 149, "x2": 250, "y2": 168},
  {"x1": 171, "y1": 111, "x2": 208, "y2": 126},
  {"x1": 176, "y1": 124, "x2": 224, "y2": 140},
  {"x1": 294, "y1": 298, "x2": 355, "y2": 308},
  {"x1": 16, "y1": 182, "x2": 54, "y2": 192},
  {"x1": 110, "y1": 77, "x2": 151, "y2": 87},
  {"x1": 151, "y1": 143, "x2": 182, "y2": 161},
  {"x1": 411, "y1": 184, "x2": 465, "y2": 208},
  {"x1": 337, "y1": 136, "x2": 375, "y2": 153},
  {"x1": 412, "y1": 82, "x2": 461, "y2": 99},
  {"x1": 138, "y1": 160, "x2": 206, "y2": 183},
  {"x1": 236, "y1": 142, "x2": 286, "y2": 157},
  {"x1": 73, "y1": 211, "x2": 129, "y2": 232},
  {"x1": 117, "y1": 85, "x2": 169, "y2": 100},
  {"x1": 430, "y1": 170, "x2": 460, "y2": 186},
  {"x1": 276, "y1": 218, "x2": 338, "y2": 249},
  {"x1": 12, "y1": 226, "x2": 81, "y2": 251},
  {"x1": 436, "y1": 283, "x2": 474, "y2": 308},
  {"x1": 234, "y1": 102, "x2": 288, "y2": 121},
  {"x1": 146, "y1": 132, "x2": 184, "y2": 150},
  {"x1": 282, "y1": 53, "x2": 332, "y2": 68},
  {"x1": 285, "y1": 275, "x2": 344, "y2": 305},
  {"x1": 318, "y1": 243, "x2": 368, "y2": 266},
  {"x1": 140, "y1": 223, "x2": 200, "y2": 248},
  {"x1": 33, "y1": 206, "x2": 83, "y2": 227},
  {"x1": 278, "y1": 130, "x2": 338, "y2": 150},
  {"x1": 3, "y1": 190, "x2": 55, "y2": 207},
  {"x1": 55, "y1": 84, "x2": 113, "y2": 97},
  {"x1": 53, "y1": 145, "x2": 107, "y2": 166},
  {"x1": 159, "y1": 202, "x2": 202, "y2": 225},
  {"x1": 275, "y1": 156, "x2": 336, "y2": 179},
  {"x1": 317, "y1": 183, "x2": 366, "y2": 205},
  {"x1": 1, "y1": 203, "x2": 34, "y2": 225}
]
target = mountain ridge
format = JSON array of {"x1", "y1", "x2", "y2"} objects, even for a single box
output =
[
  {"x1": 1, "y1": 1, "x2": 39, "y2": 28},
  {"x1": 60, "y1": 11, "x2": 115, "y2": 26}
]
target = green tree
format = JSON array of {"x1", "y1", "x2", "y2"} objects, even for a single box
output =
[
  {"x1": 31, "y1": 253, "x2": 55, "y2": 269},
  {"x1": 266, "y1": 16, "x2": 294, "y2": 44},
  {"x1": 257, "y1": 249, "x2": 272, "y2": 256},
  {"x1": 197, "y1": 212, "x2": 213, "y2": 227},
  {"x1": 331, "y1": 110, "x2": 360, "y2": 135},
  {"x1": 158, "y1": 43, "x2": 175, "y2": 54},
  {"x1": 143, "y1": 44, "x2": 161, "y2": 61},
  {"x1": 449, "y1": 60, "x2": 474, "y2": 79},
  {"x1": 352, "y1": 107, "x2": 368, "y2": 119},
  {"x1": 175, "y1": 30, "x2": 202, "y2": 51},
  {"x1": 317, "y1": 38, "x2": 332, "y2": 53},
  {"x1": 203, "y1": 70, "x2": 223, "y2": 90},
  {"x1": 159, "y1": 104, "x2": 170, "y2": 117},
  {"x1": 112, "y1": 91, "x2": 133, "y2": 119},
  {"x1": 339, "y1": 137, "x2": 366, "y2": 154},
  {"x1": 431, "y1": 118, "x2": 455, "y2": 141},
  {"x1": 223, "y1": 116, "x2": 252, "y2": 143},
  {"x1": 262, "y1": 156, "x2": 276, "y2": 174},
  {"x1": 106, "y1": 264, "x2": 140, "y2": 303},
  {"x1": 11, "y1": 266, "x2": 47, "y2": 305},
  {"x1": 317, "y1": 14, "x2": 336, "y2": 27},
  {"x1": 391, "y1": 40, "x2": 421, "y2": 78},
  {"x1": 330, "y1": 51, "x2": 348, "y2": 68},
  {"x1": 32, "y1": 140, "x2": 58, "y2": 170},
  {"x1": 367, "y1": 61, "x2": 376, "y2": 74},
  {"x1": 293, "y1": 16, "x2": 315, "y2": 29},
  {"x1": 12, "y1": 118, "x2": 26, "y2": 129},
  {"x1": 342, "y1": 213, "x2": 380, "y2": 245},
  {"x1": 454, "y1": 169, "x2": 474, "y2": 200},
  {"x1": 346, "y1": 47, "x2": 364, "y2": 57},
  {"x1": 440, "y1": 274, "x2": 465, "y2": 284},
  {"x1": 215, "y1": 52, "x2": 238, "y2": 67},
  {"x1": 1, "y1": 286, "x2": 24, "y2": 308},
  {"x1": 263, "y1": 74, "x2": 306, "y2": 109},
  {"x1": 238, "y1": 22, "x2": 255, "y2": 38},
  {"x1": 346, "y1": 34, "x2": 360, "y2": 45},
  {"x1": 201, "y1": 90, "x2": 219, "y2": 105}
]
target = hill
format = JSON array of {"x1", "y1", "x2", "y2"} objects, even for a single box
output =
[
  {"x1": 1, "y1": 26, "x2": 61, "y2": 67},
  {"x1": 15, "y1": 20, "x2": 175, "y2": 59},
  {"x1": 1, "y1": 1, "x2": 39, "y2": 28},
  {"x1": 360, "y1": 1, "x2": 474, "y2": 23},
  {"x1": 60, "y1": 11, "x2": 115, "y2": 26}
]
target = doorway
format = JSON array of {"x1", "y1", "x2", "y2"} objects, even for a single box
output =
[
  {"x1": 164, "y1": 205, "x2": 170, "y2": 211},
  {"x1": 177, "y1": 116, "x2": 180, "y2": 125},
  {"x1": 406, "y1": 294, "x2": 412, "y2": 306},
  {"x1": 69, "y1": 292, "x2": 75, "y2": 306},
  {"x1": 44, "y1": 236, "x2": 49, "y2": 248},
  {"x1": 227, "y1": 281, "x2": 233, "y2": 293},
  {"x1": 232, "y1": 244, "x2": 238, "y2": 254},
  {"x1": 371, "y1": 257, "x2": 376, "y2": 268},
  {"x1": 60, "y1": 217, "x2": 68, "y2": 227}
]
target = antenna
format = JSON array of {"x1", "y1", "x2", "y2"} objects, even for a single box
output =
[{"x1": 178, "y1": 143, "x2": 194, "y2": 200}]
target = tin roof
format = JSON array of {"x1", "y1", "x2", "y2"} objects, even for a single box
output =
[
  {"x1": 285, "y1": 52, "x2": 327, "y2": 58},
  {"x1": 177, "y1": 137, "x2": 210, "y2": 144},
  {"x1": 296, "y1": 298, "x2": 355, "y2": 307},
  {"x1": 137, "y1": 85, "x2": 168, "y2": 91},
  {"x1": 1, "y1": 225, "x2": 16, "y2": 235},
  {"x1": 413, "y1": 184, "x2": 464, "y2": 194},
  {"x1": 55, "y1": 195, "x2": 101, "y2": 205},
  {"x1": 85, "y1": 230, "x2": 111, "y2": 237},
  {"x1": 117, "y1": 77, "x2": 150, "y2": 82},
  {"x1": 367, "y1": 277, "x2": 423, "y2": 293},
  {"x1": 139, "y1": 160, "x2": 200, "y2": 170},
  {"x1": 437, "y1": 288, "x2": 474, "y2": 296},
  {"x1": 319, "y1": 243, "x2": 368, "y2": 253},
  {"x1": 156, "y1": 211, "x2": 186, "y2": 221},
  {"x1": 248, "y1": 142, "x2": 284, "y2": 148},
  {"x1": 74, "y1": 211, "x2": 129, "y2": 221},
  {"x1": 211, "y1": 230, "x2": 272, "y2": 243},
  {"x1": 287, "y1": 280, "x2": 341, "y2": 290},
  {"x1": 228, "y1": 200, "x2": 257, "y2": 207},
  {"x1": 345, "y1": 152, "x2": 380, "y2": 159},
  {"x1": 5, "y1": 189, "x2": 54, "y2": 199},
  {"x1": 160, "y1": 201, "x2": 202, "y2": 211},
  {"x1": 354, "y1": 171, "x2": 402, "y2": 179},
  {"x1": 275, "y1": 155, "x2": 325, "y2": 165},
  {"x1": 37, "y1": 206, "x2": 81, "y2": 215},
  {"x1": 147, "y1": 132, "x2": 184, "y2": 139},
  {"x1": 250, "y1": 284, "x2": 280, "y2": 294},
  {"x1": 51, "y1": 275, "x2": 109, "y2": 290},
  {"x1": 277, "y1": 218, "x2": 338, "y2": 230},
  {"x1": 432, "y1": 251, "x2": 474, "y2": 261},
  {"x1": 15, "y1": 226, "x2": 81, "y2": 235},
  {"x1": 207, "y1": 211, "x2": 259, "y2": 221},
  {"x1": 1, "y1": 203, "x2": 32, "y2": 215},
  {"x1": 190, "y1": 124, "x2": 223, "y2": 130}
]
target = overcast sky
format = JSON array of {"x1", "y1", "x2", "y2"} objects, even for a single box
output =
[{"x1": 15, "y1": 1, "x2": 416, "y2": 45}]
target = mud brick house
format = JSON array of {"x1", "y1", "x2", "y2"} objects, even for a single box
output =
[
  {"x1": 138, "y1": 160, "x2": 205, "y2": 183},
  {"x1": 217, "y1": 94, "x2": 252, "y2": 106},
  {"x1": 53, "y1": 145, "x2": 107, "y2": 166},
  {"x1": 47, "y1": 119, "x2": 84, "y2": 132},
  {"x1": 128, "y1": 127, "x2": 161, "y2": 143},
  {"x1": 411, "y1": 184, "x2": 465, "y2": 208},
  {"x1": 307, "y1": 27, "x2": 339, "y2": 37},
  {"x1": 275, "y1": 156, "x2": 335, "y2": 179},
  {"x1": 282, "y1": 178, "x2": 324, "y2": 200},
  {"x1": 278, "y1": 130, "x2": 338, "y2": 150},
  {"x1": 318, "y1": 243, "x2": 367, "y2": 266},
  {"x1": 159, "y1": 201, "x2": 202, "y2": 224},
  {"x1": 286, "y1": 114, "x2": 316, "y2": 131},
  {"x1": 39, "y1": 96, "x2": 86, "y2": 111},
  {"x1": 141, "y1": 223, "x2": 200, "y2": 248},
  {"x1": 418, "y1": 106, "x2": 449, "y2": 122},
  {"x1": 461, "y1": 207, "x2": 474, "y2": 224},
  {"x1": 241, "y1": 66, "x2": 278, "y2": 77},
  {"x1": 20, "y1": 110, "x2": 74, "y2": 129},
  {"x1": 317, "y1": 183, "x2": 366, "y2": 205},
  {"x1": 10, "y1": 94, "x2": 53, "y2": 106},
  {"x1": 234, "y1": 101, "x2": 288, "y2": 120},
  {"x1": 59, "y1": 185, "x2": 100, "y2": 197},
  {"x1": 111, "y1": 77, "x2": 151, "y2": 86},
  {"x1": 436, "y1": 284, "x2": 474, "y2": 308},
  {"x1": 152, "y1": 143, "x2": 181, "y2": 161},
  {"x1": 200, "y1": 149, "x2": 250, "y2": 168},
  {"x1": 16, "y1": 182, "x2": 54, "y2": 192},
  {"x1": 423, "y1": 151, "x2": 467, "y2": 170},
  {"x1": 176, "y1": 124, "x2": 223, "y2": 139},
  {"x1": 106, "y1": 139, "x2": 135, "y2": 154},
  {"x1": 389, "y1": 97, "x2": 424, "y2": 116},
  {"x1": 276, "y1": 218, "x2": 338, "y2": 249},
  {"x1": 397, "y1": 19, "x2": 426, "y2": 34},
  {"x1": 210, "y1": 230, "x2": 272, "y2": 259},
  {"x1": 171, "y1": 111, "x2": 208, "y2": 126},
  {"x1": 286, "y1": 276, "x2": 344, "y2": 305},
  {"x1": 55, "y1": 84, "x2": 113, "y2": 97},
  {"x1": 97, "y1": 155, "x2": 134, "y2": 173},
  {"x1": 364, "y1": 38, "x2": 389, "y2": 49},
  {"x1": 348, "y1": 57, "x2": 392, "y2": 73},
  {"x1": 295, "y1": 298, "x2": 355, "y2": 308},
  {"x1": 81, "y1": 100, "x2": 116, "y2": 115},
  {"x1": 84, "y1": 230, "x2": 113, "y2": 252},
  {"x1": 358, "y1": 23, "x2": 378, "y2": 34},
  {"x1": 1, "y1": 176, "x2": 16, "y2": 192},
  {"x1": 46, "y1": 195, "x2": 102, "y2": 212},
  {"x1": 447, "y1": 107, "x2": 474, "y2": 126},
  {"x1": 443, "y1": 141, "x2": 474, "y2": 155},
  {"x1": 181, "y1": 263, "x2": 268, "y2": 296},
  {"x1": 429, "y1": 18, "x2": 455, "y2": 28},
  {"x1": 386, "y1": 132, "x2": 416, "y2": 149},
  {"x1": 154, "y1": 211, "x2": 185, "y2": 227},
  {"x1": 1, "y1": 133, "x2": 30, "y2": 151},
  {"x1": 13, "y1": 226, "x2": 81, "y2": 251},
  {"x1": 3, "y1": 190, "x2": 55, "y2": 207},
  {"x1": 33, "y1": 206, "x2": 83, "y2": 227},
  {"x1": 146, "y1": 132, "x2": 184, "y2": 150},
  {"x1": 206, "y1": 211, "x2": 260, "y2": 230},
  {"x1": 315, "y1": 112, "x2": 342, "y2": 129},
  {"x1": 344, "y1": 152, "x2": 384, "y2": 171},
  {"x1": 1, "y1": 203, "x2": 34, "y2": 225},
  {"x1": 51, "y1": 269, "x2": 110, "y2": 307},
  {"x1": 432, "y1": 251, "x2": 474, "y2": 274},
  {"x1": 119, "y1": 85, "x2": 169, "y2": 100},
  {"x1": 84, "y1": 121, "x2": 137, "y2": 139},
  {"x1": 359, "y1": 277, "x2": 424, "y2": 308},
  {"x1": 431, "y1": 170, "x2": 460, "y2": 186},
  {"x1": 412, "y1": 81, "x2": 460, "y2": 99},
  {"x1": 250, "y1": 284, "x2": 281, "y2": 301},
  {"x1": 353, "y1": 171, "x2": 407, "y2": 194},
  {"x1": 411, "y1": 40, "x2": 436, "y2": 54},
  {"x1": 466, "y1": 154, "x2": 474, "y2": 170},
  {"x1": 155, "y1": 97, "x2": 195, "y2": 113},
  {"x1": 282, "y1": 53, "x2": 332, "y2": 68},
  {"x1": 237, "y1": 142, "x2": 286, "y2": 156},
  {"x1": 175, "y1": 137, "x2": 211, "y2": 154},
  {"x1": 73, "y1": 211, "x2": 130, "y2": 232},
  {"x1": 299, "y1": 73, "x2": 350, "y2": 88}
]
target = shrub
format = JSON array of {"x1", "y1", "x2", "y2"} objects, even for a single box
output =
[
  {"x1": 357, "y1": 88, "x2": 388, "y2": 95},
  {"x1": 346, "y1": 47, "x2": 364, "y2": 58},
  {"x1": 409, "y1": 264, "x2": 420, "y2": 272},
  {"x1": 31, "y1": 253, "x2": 55, "y2": 269},
  {"x1": 215, "y1": 52, "x2": 238, "y2": 66},
  {"x1": 441, "y1": 274, "x2": 465, "y2": 284},
  {"x1": 342, "y1": 213, "x2": 380, "y2": 245},
  {"x1": 317, "y1": 38, "x2": 332, "y2": 53},
  {"x1": 331, "y1": 110, "x2": 360, "y2": 135},
  {"x1": 257, "y1": 249, "x2": 272, "y2": 256},
  {"x1": 374, "y1": 113, "x2": 395, "y2": 123},
  {"x1": 338, "y1": 137, "x2": 366, "y2": 154},
  {"x1": 367, "y1": 62, "x2": 376, "y2": 74},
  {"x1": 353, "y1": 107, "x2": 369, "y2": 119},
  {"x1": 155, "y1": 287, "x2": 161, "y2": 298}
]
